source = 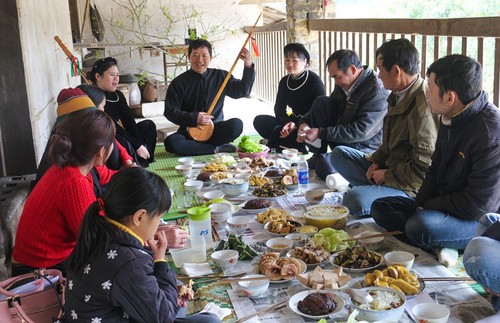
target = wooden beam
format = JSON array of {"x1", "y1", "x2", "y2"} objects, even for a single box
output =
[{"x1": 309, "y1": 18, "x2": 500, "y2": 38}]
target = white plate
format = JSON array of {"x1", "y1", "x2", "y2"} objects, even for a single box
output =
[
  {"x1": 288, "y1": 290, "x2": 344, "y2": 319},
  {"x1": 349, "y1": 275, "x2": 426, "y2": 298},
  {"x1": 329, "y1": 250, "x2": 384, "y2": 273},
  {"x1": 264, "y1": 221, "x2": 302, "y2": 236},
  {"x1": 257, "y1": 258, "x2": 307, "y2": 284}
]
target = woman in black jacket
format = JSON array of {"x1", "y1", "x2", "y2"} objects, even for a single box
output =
[{"x1": 88, "y1": 57, "x2": 156, "y2": 168}]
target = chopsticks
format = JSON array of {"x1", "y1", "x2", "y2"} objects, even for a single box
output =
[
  {"x1": 418, "y1": 277, "x2": 475, "y2": 282},
  {"x1": 217, "y1": 275, "x2": 291, "y2": 284},
  {"x1": 233, "y1": 300, "x2": 288, "y2": 323},
  {"x1": 342, "y1": 231, "x2": 403, "y2": 242},
  {"x1": 178, "y1": 273, "x2": 246, "y2": 280}
]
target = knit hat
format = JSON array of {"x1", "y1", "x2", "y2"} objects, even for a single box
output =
[{"x1": 56, "y1": 88, "x2": 96, "y2": 119}]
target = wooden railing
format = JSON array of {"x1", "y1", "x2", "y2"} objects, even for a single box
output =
[
  {"x1": 252, "y1": 26, "x2": 287, "y2": 104},
  {"x1": 251, "y1": 17, "x2": 500, "y2": 107}
]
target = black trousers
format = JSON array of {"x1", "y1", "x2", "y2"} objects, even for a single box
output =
[
  {"x1": 109, "y1": 120, "x2": 157, "y2": 168},
  {"x1": 253, "y1": 115, "x2": 307, "y2": 154},
  {"x1": 164, "y1": 118, "x2": 243, "y2": 156}
]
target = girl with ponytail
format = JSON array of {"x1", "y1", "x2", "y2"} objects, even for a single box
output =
[{"x1": 65, "y1": 167, "x2": 221, "y2": 323}]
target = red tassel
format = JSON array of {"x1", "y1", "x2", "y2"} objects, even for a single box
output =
[{"x1": 251, "y1": 37, "x2": 260, "y2": 58}]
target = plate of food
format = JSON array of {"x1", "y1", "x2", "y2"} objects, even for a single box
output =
[
  {"x1": 296, "y1": 266, "x2": 352, "y2": 291},
  {"x1": 252, "y1": 183, "x2": 288, "y2": 200},
  {"x1": 255, "y1": 207, "x2": 294, "y2": 225},
  {"x1": 356, "y1": 265, "x2": 426, "y2": 297},
  {"x1": 263, "y1": 168, "x2": 283, "y2": 181},
  {"x1": 287, "y1": 241, "x2": 331, "y2": 268},
  {"x1": 288, "y1": 290, "x2": 344, "y2": 319},
  {"x1": 241, "y1": 199, "x2": 274, "y2": 214},
  {"x1": 257, "y1": 252, "x2": 307, "y2": 283},
  {"x1": 330, "y1": 246, "x2": 384, "y2": 273},
  {"x1": 264, "y1": 219, "x2": 302, "y2": 236},
  {"x1": 248, "y1": 175, "x2": 273, "y2": 190}
]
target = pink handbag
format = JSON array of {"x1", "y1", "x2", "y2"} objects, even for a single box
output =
[{"x1": 0, "y1": 269, "x2": 65, "y2": 323}]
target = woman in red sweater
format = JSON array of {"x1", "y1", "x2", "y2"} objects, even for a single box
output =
[{"x1": 12, "y1": 108, "x2": 116, "y2": 276}]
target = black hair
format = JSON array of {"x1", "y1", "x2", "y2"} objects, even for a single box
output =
[
  {"x1": 77, "y1": 84, "x2": 105, "y2": 106},
  {"x1": 375, "y1": 38, "x2": 419, "y2": 75},
  {"x1": 87, "y1": 57, "x2": 118, "y2": 84},
  {"x1": 284, "y1": 43, "x2": 311, "y2": 64},
  {"x1": 426, "y1": 54, "x2": 482, "y2": 105},
  {"x1": 188, "y1": 39, "x2": 213, "y2": 57},
  {"x1": 326, "y1": 49, "x2": 362, "y2": 73},
  {"x1": 68, "y1": 167, "x2": 171, "y2": 271},
  {"x1": 48, "y1": 109, "x2": 115, "y2": 168}
]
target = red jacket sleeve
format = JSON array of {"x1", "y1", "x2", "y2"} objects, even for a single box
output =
[
  {"x1": 116, "y1": 140, "x2": 133, "y2": 164},
  {"x1": 95, "y1": 165, "x2": 118, "y2": 186}
]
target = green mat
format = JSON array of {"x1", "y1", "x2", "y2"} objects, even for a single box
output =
[{"x1": 149, "y1": 135, "x2": 262, "y2": 220}]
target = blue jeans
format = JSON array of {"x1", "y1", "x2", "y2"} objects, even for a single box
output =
[
  {"x1": 464, "y1": 214, "x2": 500, "y2": 307},
  {"x1": 371, "y1": 196, "x2": 478, "y2": 250},
  {"x1": 330, "y1": 146, "x2": 408, "y2": 216}
]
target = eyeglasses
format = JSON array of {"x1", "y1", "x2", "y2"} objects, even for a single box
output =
[{"x1": 93, "y1": 57, "x2": 117, "y2": 70}]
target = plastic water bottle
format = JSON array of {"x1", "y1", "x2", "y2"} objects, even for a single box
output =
[{"x1": 297, "y1": 155, "x2": 309, "y2": 193}]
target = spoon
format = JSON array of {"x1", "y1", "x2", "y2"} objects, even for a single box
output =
[{"x1": 343, "y1": 288, "x2": 373, "y2": 304}]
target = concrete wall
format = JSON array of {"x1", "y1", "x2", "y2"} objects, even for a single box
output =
[
  {"x1": 18, "y1": 0, "x2": 80, "y2": 170},
  {"x1": 0, "y1": 0, "x2": 79, "y2": 176}
]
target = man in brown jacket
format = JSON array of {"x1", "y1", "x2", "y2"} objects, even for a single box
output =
[{"x1": 330, "y1": 38, "x2": 439, "y2": 216}]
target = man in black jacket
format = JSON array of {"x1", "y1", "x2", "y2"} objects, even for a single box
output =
[
  {"x1": 164, "y1": 39, "x2": 255, "y2": 156},
  {"x1": 297, "y1": 49, "x2": 388, "y2": 179},
  {"x1": 371, "y1": 54, "x2": 500, "y2": 267}
]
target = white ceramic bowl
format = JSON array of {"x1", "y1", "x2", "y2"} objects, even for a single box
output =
[
  {"x1": 350, "y1": 287, "x2": 406, "y2": 322},
  {"x1": 227, "y1": 216, "x2": 252, "y2": 234},
  {"x1": 211, "y1": 249, "x2": 239, "y2": 269},
  {"x1": 285, "y1": 233, "x2": 308, "y2": 248},
  {"x1": 384, "y1": 251, "x2": 415, "y2": 269},
  {"x1": 304, "y1": 188, "x2": 326, "y2": 204},
  {"x1": 282, "y1": 148, "x2": 298, "y2": 160},
  {"x1": 238, "y1": 274, "x2": 270, "y2": 298},
  {"x1": 266, "y1": 237, "x2": 293, "y2": 256},
  {"x1": 184, "y1": 180, "x2": 203, "y2": 192},
  {"x1": 356, "y1": 230, "x2": 385, "y2": 251},
  {"x1": 209, "y1": 202, "x2": 232, "y2": 224},
  {"x1": 202, "y1": 190, "x2": 225, "y2": 201},
  {"x1": 178, "y1": 157, "x2": 195, "y2": 166},
  {"x1": 219, "y1": 178, "x2": 249, "y2": 197},
  {"x1": 412, "y1": 303, "x2": 450, "y2": 323},
  {"x1": 296, "y1": 225, "x2": 319, "y2": 237},
  {"x1": 175, "y1": 164, "x2": 192, "y2": 175}
]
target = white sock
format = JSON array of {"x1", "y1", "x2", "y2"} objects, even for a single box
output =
[{"x1": 434, "y1": 247, "x2": 459, "y2": 267}]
